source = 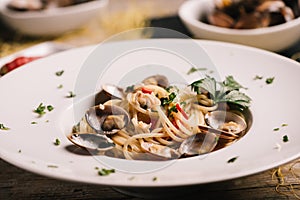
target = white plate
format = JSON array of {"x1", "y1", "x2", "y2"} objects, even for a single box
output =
[{"x1": 0, "y1": 39, "x2": 299, "y2": 188}]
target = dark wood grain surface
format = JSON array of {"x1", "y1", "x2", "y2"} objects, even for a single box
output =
[{"x1": 1, "y1": 158, "x2": 299, "y2": 199}]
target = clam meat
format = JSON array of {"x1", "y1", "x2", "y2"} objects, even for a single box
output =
[{"x1": 85, "y1": 104, "x2": 130, "y2": 135}]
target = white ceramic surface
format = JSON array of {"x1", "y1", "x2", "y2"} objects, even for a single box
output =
[
  {"x1": 178, "y1": 0, "x2": 300, "y2": 52},
  {"x1": 0, "y1": 39, "x2": 299, "y2": 188},
  {"x1": 0, "y1": 0, "x2": 108, "y2": 36}
]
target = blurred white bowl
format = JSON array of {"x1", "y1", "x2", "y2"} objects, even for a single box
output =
[
  {"x1": 0, "y1": 0, "x2": 109, "y2": 37},
  {"x1": 178, "y1": 0, "x2": 300, "y2": 52}
]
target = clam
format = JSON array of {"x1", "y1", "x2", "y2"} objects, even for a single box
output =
[
  {"x1": 204, "y1": 110, "x2": 247, "y2": 137},
  {"x1": 142, "y1": 75, "x2": 169, "y2": 89},
  {"x1": 95, "y1": 84, "x2": 125, "y2": 105},
  {"x1": 179, "y1": 131, "x2": 218, "y2": 156},
  {"x1": 206, "y1": 0, "x2": 298, "y2": 29},
  {"x1": 139, "y1": 141, "x2": 181, "y2": 160},
  {"x1": 67, "y1": 133, "x2": 115, "y2": 152},
  {"x1": 85, "y1": 104, "x2": 130, "y2": 135}
]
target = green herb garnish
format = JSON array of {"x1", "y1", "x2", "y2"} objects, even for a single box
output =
[
  {"x1": 152, "y1": 177, "x2": 158, "y2": 181},
  {"x1": 98, "y1": 168, "x2": 115, "y2": 176},
  {"x1": 161, "y1": 92, "x2": 176, "y2": 106},
  {"x1": 191, "y1": 76, "x2": 251, "y2": 108},
  {"x1": 253, "y1": 75, "x2": 263, "y2": 80},
  {"x1": 67, "y1": 91, "x2": 76, "y2": 98},
  {"x1": 18, "y1": 149, "x2": 21, "y2": 153},
  {"x1": 125, "y1": 85, "x2": 134, "y2": 93},
  {"x1": 283, "y1": 135, "x2": 289, "y2": 142},
  {"x1": 227, "y1": 156, "x2": 238, "y2": 163},
  {"x1": 55, "y1": 70, "x2": 64, "y2": 76},
  {"x1": 266, "y1": 77, "x2": 275, "y2": 84},
  {"x1": 273, "y1": 127, "x2": 280, "y2": 131},
  {"x1": 47, "y1": 105, "x2": 54, "y2": 112},
  {"x1": 57, "y1": 84, "x2": 63, "y2": 89},
  {"x1": 47, "y1": 165, "x2": 58, "y2": 168},
  {"x1": 0, "y1": 123, "x2": 10, "y2": 130},
  {"x1": 34, "y1": 103, "x2": 46, "y2": 116},
  {"x1": 54, "y1": 138, "x2": 60, "y2": 146},
  {"x1": 281, "y1": 123, "x2": 288, "y2": 127},
  {"x1": 31, "y1": 121, "x2": 37, "y2": 124},
  {"x1": 187, "y1": 67, "x2": 207, "y2": 75}
]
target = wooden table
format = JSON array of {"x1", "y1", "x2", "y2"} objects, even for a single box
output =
[{"x1": 0, "y1": 0, "x2": 299, "y2": 199}]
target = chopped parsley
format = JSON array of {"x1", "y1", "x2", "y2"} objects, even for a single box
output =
[
  {"x1": 125, "y1": 85, "x2": 134, "y2": 93},
  {"x1": 283, "y1": 135, "x2": 289, "y2": 142},
  {"x1": 187, "y1": 67, "x2": 207, "y2": 75},
  {"x1": 98, "y1": 168, "x2": 115, "y2": 176},
  {"x1": 281, "y1": 123, "x2": 288, "y2": 127},
  {"x1": 253, "y1": 75, "x2": 263, "y2": 80},
  {"x1": 273, "y1": 127, "x2": 280, "y2": 131},
  {"x1": 31, "y1": 121, "x2": 37, "y2": 124},
  {"x1": 34, "y1": 103, "x2": 46, "y2": 116},
  {"x1": 227, "y1": 156, "x2": 238, "y2": 163},
  {"x1": 266, "y1": 77, "x2": 275, "y2": 84},
  {"x1": 168, "y1": 105, "x2": 178, "y2": 116},
  {"x1": 55, "y1": 70, "x2": 64, "y2": 76},
  {"x1": 34, "y1": 103, "x2": 54, "y2": 116},
  {"x1": 47, "y1": 105, "x2": 54, "y2": 112},
  {"x1": 54, "y1": 138, "x2": 60, "y2": 146},
  {"x1": 160, "y1": 92, "x2": 176, "y2": 106},
  {"x1": 191, "y1": 76, "x2": 251, "y2": 108},
  {"x1": 0, "y1": 123, "x2": 10, "y2": 130},
  {"x1": 152, "y1": 177, "x2": 158, "y2": 181},
  {"x1": 67, "y1": 91, "x2": 76, "y2": 98},
  {"x1": 47, "y1": 165, "x2": 58, "y2": 168},
  {"x1": 57, "y1": 84, "x2": 63, "y2": 89}
]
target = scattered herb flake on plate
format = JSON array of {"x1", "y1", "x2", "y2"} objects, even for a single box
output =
[
  {"x1": 227, "y1": 156, "x2": 238, "y2": 163},
  {"x1": 55, "y1": 70, "x2": 64, "y2": 76},
  {"x1": 67, "y1": 91, "x2": 76, "y2": 98},
  {"x1": 54, "y1": 138, "x2": 60, "y2": 146},
  {"x1": 187, "y1": 67, "x2": 207, "y2": 75},
  {"x1": 31, "y1": 121, "x2": 37, "y2": 124},
  {"x1": 34, "y1": 103, "x2": 46, "y2": 116},
  {"x1": 273, "y1": 127, "x2": 280, "y2": 131},
  {"x1": 152, "y1": 177, "x2": 158, "y2": 181},
  {"x1": 281, "y1": 123, "x2": 288, "y2": 127},
  {"x1": 283, "y1": 135, "x2": 289, "y2": 142},
  {"x1": 266, "y1": 77, "x2": 275, "y2": 84},
  {"x1": 98, "y1": 168, "x2": 115, "y2": 176},
  {"x1": 57, "y1": 84, "x2": 63, "y2": 89},
  {"x1": 47, "y1": 105, "x2": 54, "y2": 112},
  {"x1": 253, "y1": 75, "x2": 263, "y2": 80},
  {"x1": 47, "y1": 165, "x2": 58, "y2": 168},
  {"x1": 0, "y1": 123, "x2": 10, "y2": 130}
]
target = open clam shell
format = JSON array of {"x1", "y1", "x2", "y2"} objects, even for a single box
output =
[
  {"x1": 67, "y1": 133, "x2": 115, "y2": 151},
  {"x1": 95, "y1": 84, "x2": 125, "y2": 105},
  {"x1": 85, "y1": 104, "x2": 130, "y2": 135},
  {"x1": 205, "y1": 110, "x2": 247, "y2": 137},
  {"x1": 179, "y1": 132, "x2": 218, "y2": 156}
]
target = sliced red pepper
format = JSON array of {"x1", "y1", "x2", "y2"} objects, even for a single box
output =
[
  {"x1": 142, "y1": 87, "x2": 152, "y2": 94},
  {"x1": 0, "y1": 56, "x2": 41, "y2": 75},
  {"x1": 171, "y1": 118, "x2": 179, "y2": 129},
  {"x1": 176, "y1": 103, "x2": 189, "y2": 120}
]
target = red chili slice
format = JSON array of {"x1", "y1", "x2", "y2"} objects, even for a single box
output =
[
  {"x1": 176, "y1": 103, "x2": 189, "y2": 120},
  {"x1": 141, "y1": 87, "x2": 152, "y2": 94}
]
